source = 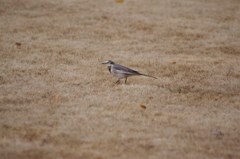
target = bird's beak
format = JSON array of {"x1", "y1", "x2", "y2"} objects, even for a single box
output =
[{"x1": 101, "y1": 62, "x2": 107, "y2": 64}]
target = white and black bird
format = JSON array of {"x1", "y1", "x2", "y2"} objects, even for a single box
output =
[{"x1": 102, "y1": 60, "x2": 157, "y2": 84}]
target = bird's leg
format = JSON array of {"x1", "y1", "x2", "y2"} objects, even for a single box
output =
[
  {"x1": 125, "y1": 77, "x2": 127, "y2": 84},
  {"x1": 115, "y1": 79, "x2": 120, "y2": 84}
]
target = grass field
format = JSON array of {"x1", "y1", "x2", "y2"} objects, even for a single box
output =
[{"x1": 0, "y1": 0, "x2": 240, "y2": 158}]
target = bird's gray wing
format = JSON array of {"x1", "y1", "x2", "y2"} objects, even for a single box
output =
[{"x1": 113, "y1": 64, "x2": 141, "y2": 75}]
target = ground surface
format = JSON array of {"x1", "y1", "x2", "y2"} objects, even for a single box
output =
[{"x1": 0, "y1": 0, "x2": 240, "y2": 158}]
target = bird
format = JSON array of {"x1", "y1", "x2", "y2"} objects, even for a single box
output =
[{"x1": 101, "y1": 60, "x2": 157, "y2": 84}]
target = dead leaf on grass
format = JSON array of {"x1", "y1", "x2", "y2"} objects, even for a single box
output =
[
  {"x1": 53, "y1": 94, "x2": 59, "y2": 100},
  {"x1": 140, "y1": 105, "x2": 147, "y2": 109},
  {"x1": 15, "y1": 42, "x2": 21, "y2": 46},
  {"x1": 170, "y1": 62, "x2": 176, "y2": 64}
]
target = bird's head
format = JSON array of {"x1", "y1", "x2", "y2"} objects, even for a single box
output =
[{"x1": 101, "y1": 60, "x2": 115, "y2": 66}]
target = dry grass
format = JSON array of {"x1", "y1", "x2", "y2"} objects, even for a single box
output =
[{"x1": 0, "y1": 0, "x2": 240, "y2": 158}]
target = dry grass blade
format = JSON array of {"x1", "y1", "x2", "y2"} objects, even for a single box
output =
[
  {"x1": 211, "y1": 132, "x2": 224, "y2": 136},
  {"x1": 115, "y1": 0, "x2": 124, "y2": 3}
]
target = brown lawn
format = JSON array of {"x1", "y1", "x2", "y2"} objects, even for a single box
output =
[{"x1": 0, "y1": 0, "x2": 240, "y2": 158}]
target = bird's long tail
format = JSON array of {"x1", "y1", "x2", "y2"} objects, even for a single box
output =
[{"x1": 140, "y1": 74, "x2": 157, "y2": 79}]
